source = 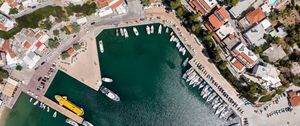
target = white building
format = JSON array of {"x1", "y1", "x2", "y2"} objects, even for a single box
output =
[
  {"x1": 0, "y1": 2, "x2": 12, "y2": 15},
  {"x1": 253, "y1": 63, "x2": 282, "y2": 89},
  {"x1": 0, "y1": 13, "x2": 15, "y2": 31},
  {"x1": 95, "y1": 0, "x2": 127, "y2": 17},
  {"x1": 243, "y1": 19, "x2": 271, "y2": 46}
]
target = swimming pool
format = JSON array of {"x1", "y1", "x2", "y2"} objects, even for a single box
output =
[{"x1": 269, "y1": 0, "x2": 278, "y2": 5}]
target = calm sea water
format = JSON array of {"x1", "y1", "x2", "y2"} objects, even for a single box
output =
[{"x1": 4, "y1": 24, "x2": 225, "y2": 126}]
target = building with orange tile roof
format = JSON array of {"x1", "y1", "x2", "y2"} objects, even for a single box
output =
[
  {"x1": 231, "y1": 58, "x2": 245, "y2": 72},
  {"x1": 288, "y1": 90, "x2": 300, "y2": 107},
  {"x1": 205, "y1": 7, "x2": 230, "y2": 31},
  {"x1": 66, "y1": 47, "x2": 75, "y2": 56},
  {"x1": 94, "y1": 0, "x2": 127, "y2": 17},
  {"x1": 238, "y1": 7, "x2": 266, "y2": 30},
  {"x1": 232, "y1": 42, "x2": 258, "y2": 68},
  {"x1": 5, "y1": 0, "x2": 18, "y2": 8},
  {"x1": 188, "y1": 0, "x2": 218, "y2": 16}
]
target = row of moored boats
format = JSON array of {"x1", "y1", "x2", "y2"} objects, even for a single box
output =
[
  {"x1": 169, "y1": 32, "x2": 186, "y2": 56},
  {"x1": 182, "y1": 68, "x2": 236, "y2": 120}
]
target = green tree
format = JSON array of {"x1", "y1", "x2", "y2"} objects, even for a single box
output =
[
  {"x1": 40, "y1": 19, "x2": 52, "y2": 30},
  {"x1": 53, "y1": 29, "x2": 60, "y2": 36},
  {"x1": 48, "y1": 38, "x2": 60, "y2": 49},
  {"x1": 227, "y1": 0, "x2": 239, "y2": 7},
  {"x1": 9, "y1": 8, "x2": 18, "y2": 15},
  {"x1": 190, "y1": 14, "x2": 200, "y2": 22},
  {"x1": 71, "y1": 23, "x2": 80, "y2": 33},
  {"x1": 170, "y1": 0, "x2": 181, "y2": 10},
  {"x1": 61, "y1": 52, "x2": 70, "y2": 60},
  {"x1": 0, "y1": 68, "x2": 9, "y2": 82},
  {"x1": 218, "y1": 61, "x2": 227, "y2": 70},
  {"x1": 191, "y1": 23, "x2": 201, "y2": 34},
  {"x1": 73, "y1": 43, "x2": 81, "y2": 50},
  {"x1": 16, "y1": 65, "x2": 23, "y2": 71}
]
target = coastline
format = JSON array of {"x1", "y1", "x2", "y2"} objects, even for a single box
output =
[{"x1": 0, "y1": 107, "x2": 11, "y2": 126}]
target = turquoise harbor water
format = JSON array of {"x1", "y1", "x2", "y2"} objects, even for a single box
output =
[{"x1": 4, "y1": 24, "x2": 225, "y2": 126}]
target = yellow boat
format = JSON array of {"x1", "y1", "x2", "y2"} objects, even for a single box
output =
[{"x1": 55, "y1": 95, "x2": 84, "y2": 116}]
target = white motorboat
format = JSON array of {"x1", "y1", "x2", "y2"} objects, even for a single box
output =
[
  {"x1": 186, "y1": 68, "x2": 194, "y2": 76},
  {"x1": 193, "y1": 78, "x2": 202, "y2": 87},
  {"x1": 166, "y1": 27, "x2": 169, "y2": 33},
  {"x1": 53, "y1": 111, "x2": 57, "y2": 118},
  {"x1": 150, "y1": 25, "x2": 154, "y2": 34},
  {"x1": 219, "y1": 106, "x2": 230, "y2": 119},
  {"x1": 82, "y1": 120, "x2": 94, "y2": 126},
  {"x1": 213, "y1": 99, "x2": 223, "y2": 109},
  {"x1": 182, "y1": 48, "x2": 186, "y2": 56},
  {"x1": 124, "y1": 28, "x2": 129, "y2": 38},
  {"x1": 116, "y1": 29, "x2": 119, "y2": 36},
  {"x1": 189, "y1": 76, "x2": 199, "y2": 85},
  {"x1": 200, "y1": 85, "x2": 209, "y2": 96},
  {"x1": 158, "y1": 25, "x2": 162, "y2": 34},
  {"x1": 176, "y1": 42, "x2": 181, "y2": 48},
  {"x1": 66, "y1": 118, "x2": 79, "y2": 126},
  {"x1": 170, "y1": 31, "x2": 174, "y2": 36},
  {"x1": 120, "y1": 28, "x2": 124, "y2": 36},
  {"x1": 47, "y1": 106, "x2": 50, "y2": 112},
  {"x1": 186, "y1": 72, "x2": 196, "y2": 82},
  {"x1": 170, "y1": 35, "x2": 175, "y2": 42},
  {"x1": 102, "y1": 77, "x2": 113, "y2": 83},
  {"x1": 198, "y1": 81, "x2": 206, "y2": 89},
  {"x1": 203, "y1": 88, "x2": 213, "y2": 99},
  {"x1": 182, "y1": 57, "x2": 189, "y2": 67},
  {"x1": 133, "y1": 27, "x2": 139, "y2": 36},
  {"x1": 29, "y1": 98, "x2": 33, "y2": 102},
  {"x1": 146, "y1": 26, "x2": 150, "y2": 35},
  {"x1": 100, "y1": 86, "x2": 120, "y2": 102},
  {"x1": 215, "y1": 103, "x2": 227, "y2": 115},
  {"x1": 33, "y1": 100, "x2": 39, "y2": 105},
  {"x1": 182, "y1": 73, "x2": 188, "y2": 80},
  {"x1": 211, "y1": 96, "x2": 220, "y2": 106},
  {"x1": 99, "y1": 40, "x2": 104, "y2": 53},
  {"x1": 206, "y1": 92, "x2": 217, "y2": 102}
]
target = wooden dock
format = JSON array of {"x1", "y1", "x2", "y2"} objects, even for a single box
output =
[{"x1": 38, "y1": 96, "x2": 84, "y2": 124}]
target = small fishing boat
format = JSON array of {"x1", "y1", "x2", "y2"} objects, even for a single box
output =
[
  {"x1": 124, "y1": 28, "x2": 129, "y2": 38},
  {"x1": 158, "y1": 25, "x2": 162, "y2": 34},
  {"x1": 150, "y1": 25, "x2": 154, "y2": 34},
  {"x1": 99, "y1": 40, "x2": 104, "y2": 53},
  {"x1": 170, "y1": 35, "x2": 175, "y2": 42},
  {"x1": 53, "y1": 111, "x2": 57, "y2": 118},
  {"x1": 133, "y1": 27, "x2": 139, "y2": 36},
  {"x1": 146, "y1": 26, "x2": 150, "y2": 35},
  {"x1": 120, "y1": 28, "x2": 124, "y2": 36},
  {"x1": 102, "y1": 77, "x2": 113, "y2": 83},
  {"x1": 116, "y1": 29, "x2": 119, "y2": 36},
  {"x1": 166, "y1": 27, "x2": 169, "y2": 33},
  {"x1": 47, "y1": 106, "x2": 50, "y2": 112},
  {"x1": 100, "y1": 86, "x2": 120, "y2": 102},
  {"x1": 33, "y1": 100, "x2": 39, "y2": 106},
  {"x1": 29, "y1": 98, "x2": 33, "y2": 102}
]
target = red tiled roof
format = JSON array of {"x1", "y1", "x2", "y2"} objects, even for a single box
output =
[
  {"x1": 0, "y1": 24, "x2": 8, "y2": 31},
  {"x1": 228, "y1": 34, "x2": 236, "y2": 40},
  {"x1": 189, "y1": 0, "x2": 206, "y2": 16},
  {"x1": 240, "y1": 52, "x2": 254, "y2": 65},
  {"x1": 6, "y1": 0, "x2": 17, "y2": 7},
  {"x1": 212, "y1": 33, "x2": 221, "y2": 43},
  {"x1": 110, "y1": 0, "x2": 124, "y2": 10},
  {"x1": 208, "y1": 14, "x2": 223, "y2": 30},
  {"x1": 233, "y1": 59, "x2": 244, "y2": 70},
  {"x1": 198, "y1": 0, "x2": 212, "y2": 11},
  {"x1": 67, "y1": 47, "x2": 74, "y2": 55},
  {"x1": 35, "y1": 32, "x2": 43, "y2": 39},
  {"x1": 245, "y1": 7, "x2": 266, "y2": 25},
  {"x1": 35, "y1": 41, "x2": 43, "y2": 48},
  {"x1": 95, "y1": 0, "x2": 109, "y2": 8},
  {"x1": 0, "y1": 40, "x2": 16, "y2": 58},
  {"x1": 23, "y1": 41, "x2": 31, "y2": 49},
  {"x1": 215, "y1": 8, "x2": 230, "y2": 20},
  {"x1": 288, "y1": 91, "x2": 300, "y2": 107}
]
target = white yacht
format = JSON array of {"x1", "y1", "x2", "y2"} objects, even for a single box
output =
[
  {"x1": 176, "y1": 42, "x2": 181, "y2": 48},
  {"x1": 203, "y1": 88, "x2": 213, "y2": 99},
  {"x1": 215, "y1": 103, "x2": 227, "y2": 115},
  {"x1": 182, "y1": 57, "x2": 189, "y2": 67},
  {"x1": 189, "y1": 76, "x2": 199, "y2": 86},
  {"x1": 200, "y1": 85, "x2": 209, "y2": 96},
  {"x1": 182, "y1": 48, "x2": 186, "y2": 56},
  {"x1": 211, "y1": 96, "x2": 220, "y2": 106},
  {"x1": 47, "y1": 106, "x2": 50, "y2": 112},
  {"x1": 99, "y1": 40, "x2": 104, "y2": 53},
  {"x1": 100, "y1": 86, "x2": 120, "y2": 102},
  {"x1": 158, "y1": 25, "x2": 162, "y2": 34},
  {"x1": 124, "y1": 28, "x2": 129, "y2": 38},
  {"x1": 150, "y1": 25, "x2": 154, "y2": 34},
  {"x1": 120, "y1": 28, "x2": 124, "y2": 36},
  {"x1": 170, "y1": 35, "x2": 175, "y2": 42},
  {"x1": 213, "y1": 99, "x2": 223, "y2": 109},
  {"x1": 146, "y1": 26, "x2": 151, "y2": 35},
  {"x1": 133, "y1": 27, "x2": 139, "y2": 36},
  {"x1": 219, "y1": 106, "x2": 230, "y2": 119},
  {"x1": 66, "y1": 118, "x2": 79, "y2": 126},
  {"x1": 116, "y1": 29, "x2": 119, "y2": 36},
  {"x1": 33, "y1": 100, "x2": 39, "y2": 106},
  {"x1": 166, "y1": 27, "x2": 169, "y2": 33},
  {"x1": 206, "y1": 92, "x2": 217, "y2": 102},
  {"x1": 102, "y1": 77, "x2": 113, "y2": 83},
  {"x1": 186, "y1": 72, "x2": 196, "y2": 82},
  {"x1": 29, "y1": 98, "x2": 33, "y2": 102},
  {"x1": 198, "y1": 81, "x2": 206, "y2": 89},
  {"x1": 193, "y1": 78, "x2": 202, "y2": 87}
]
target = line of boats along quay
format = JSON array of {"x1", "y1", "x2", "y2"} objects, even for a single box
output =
[
  {"x1": 97, "y1": 23, "x2": 242, "y2": 125},
  {"x1": 18, "y1": 22, "x2": 241, "y2": 125}
]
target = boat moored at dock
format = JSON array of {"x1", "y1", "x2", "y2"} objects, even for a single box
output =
[
  {"x1": 124, "y1": 28, "x2": 129, "y2": 38},
  {"x1": 66, "y1": 118, "x2": 79, "y2": 126},
  {"x1": 102, "y1": 77, "x2": 113, "y2": 83},
  {"x1": 150, "y1": 25, "x2": 154, "y2": 34},
  {"x1": 120, "y1": 28, "x2": 124, "y2": 36},
  {"x1": 206, "y1": 92, "x2": 217, "y2": 102},
  {"x1": 82, "y1": 120, "x2": 94, "y2": 126},
  {"x1": 99, "y1": 40, "x2": 104, "y2": 53},
  {"x1": 100, "y1": 86, "x2": 120, "y2": 102},
  {"x1": 146, "y1": 26, "x2": 150, "y2": 35},
  {"x1": 200, "y1": 85, "x2": 209, "y2": 96},
  {"x1": 215, "y1": 103, "x2": 227, "y2": 115},
  {"x1": 133, "y1": 27, "x2": 139, "y2": 36},
  {"x1": 55, "y1": 95, "x2": 84, "y2": 116},
  {"x1": 158, "y1": 25, "x2": 162, "y2": 34}
]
